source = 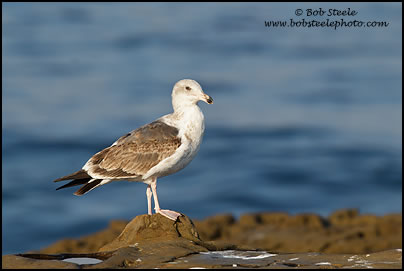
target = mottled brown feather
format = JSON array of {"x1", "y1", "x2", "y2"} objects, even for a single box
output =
[{"x1": 85, "y1": 121, "x2": 181, "y2": 178}]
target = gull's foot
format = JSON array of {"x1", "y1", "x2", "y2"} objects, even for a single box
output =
[{"x1": 156, "y1": 209, "x2": 182, "y2": 221}]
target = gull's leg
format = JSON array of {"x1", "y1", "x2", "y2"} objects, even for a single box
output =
[
  {"x1": 150, "y1": 177, "x2": 181, "y2": 221},
  {"x1": 146, "y1": 184, "x2": 152, "y2": 215}
]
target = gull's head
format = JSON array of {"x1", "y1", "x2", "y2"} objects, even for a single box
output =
[{"x1": 172, "y1": 79, "x2": 213, "y2": 110}]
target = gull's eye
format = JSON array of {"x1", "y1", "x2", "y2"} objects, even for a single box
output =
[{"x1": 185, "y1": 86, "x2": 191, "y2": 91}]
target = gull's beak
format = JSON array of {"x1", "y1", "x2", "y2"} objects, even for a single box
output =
[{"x1": 202, "y1": 93, "x2": 213, "y2": 104}]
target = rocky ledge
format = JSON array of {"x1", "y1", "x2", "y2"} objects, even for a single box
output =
[{"x1": 2, "y1": 209, "x2": 402, "y2": 269}]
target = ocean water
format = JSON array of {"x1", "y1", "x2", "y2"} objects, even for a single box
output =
[{"x1": 2, "y1": 3, "x2": 402, "y2": 255}]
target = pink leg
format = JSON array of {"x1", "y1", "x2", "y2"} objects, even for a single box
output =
[
  {"x1": 150, "y1": 177, "x2": 181, "y2": 221},
  {"x1": 146, "y1": 184, "x2": 152, "y2": 215}
]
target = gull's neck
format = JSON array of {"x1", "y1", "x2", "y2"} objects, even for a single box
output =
[
  {"x1": 173, "y1": 102, "x2": 200, "y2": 118},
  {"x1": 166, "y1": 102, "x2": 205, "y2": 137}
]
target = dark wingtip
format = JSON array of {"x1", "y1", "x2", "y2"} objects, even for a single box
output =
[
  {"x1": 53, "y1": 169, "x2": 91, "y2": 183},
  {"x1": 73, "y1": 179, "x2": 102, "y2": 196},
  {"x1": 55, "y1": 178, "x2": 92, "y2": 191},
  {"x1": 54, "y1": 178, "x2": 64, "y2": 183}
]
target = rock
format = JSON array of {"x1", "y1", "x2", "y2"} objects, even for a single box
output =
[
  {"x1": 193, "y1": 210, "x2": 402, "y2": 254},
  {"x1": 99, "y1": 213, "x2": 202, "y2": 252},
  {"x1": 2, "y1": 213, "x2": 225, "y2": 269},
  {"x1": 2, "y1": 209, "x2": 402, "y2": 269},
  {"x1": 192, "y1": 213, "x2": 235, "y2": 240},
  {"x1": 259, "y1": 212, "x2": 290, "y2": 226},
  {"x1": 4, "y1": 249, "x2": 401, "y2": 269},
  {"x1": 160, "y1": 248, "x2": 402, "y2": 269},
  {"x1": 328, "y1": 208, "x2": 359, "y2": 226},
  {"x1": 286, "y1": 213, "x2": 329, "y2": 229},
  {"x1": 1, "y1": 254, "x2": 79, "y2": 269},
  {"x1": 37, "y1": 210, "x2": 402, "y2": 255},
  {"x1": 39, "y1": 220, "x2": 128, "y2": 254}
]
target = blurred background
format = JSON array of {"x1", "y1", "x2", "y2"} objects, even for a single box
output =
[{"x1": 2, "y1": 3, "x2": 402, "y2": 255}]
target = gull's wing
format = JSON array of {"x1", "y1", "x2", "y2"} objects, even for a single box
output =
[{"x1": 54, "y1": 120, "x2": 181, "y2": 194}]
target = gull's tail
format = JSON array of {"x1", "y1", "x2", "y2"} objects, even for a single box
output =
[{"x1": 54, "y1": 169, "x2": 106, "y2": 195}]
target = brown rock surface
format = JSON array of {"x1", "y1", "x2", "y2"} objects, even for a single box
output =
[
  {"x1": 4, "y1": 247, "x2": 402, "y2": 269},
  {"x1": 35, "y1": 208, "x2": 403, "y2": 255},
  {"x1": 162, "y1": 248, "x2": 402, "y2": 269},
  {"x1": 193, "y1": 208, "x2": 402, "y2": 254},
  {"x1": 39, "y1": 220, "x2": 128, "y2": 254},
  {"x1": 3, "y1": 213, "x2": 236, "y2": 269},
  {"x1": 99, "y1": 213, "x2": 203, "y2": 252},
  {"x1": 2, "y1": 209, "x2": 402, "y2": 269},
  {"x1": 2, "y1": 254, "x2": 79, "y2": 269}
]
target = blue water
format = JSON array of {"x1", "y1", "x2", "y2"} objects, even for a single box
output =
[{"x1": 2, "y1": 3, "x2": 402, "y2": 255}]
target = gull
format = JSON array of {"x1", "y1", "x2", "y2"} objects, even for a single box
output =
[{"x1": 54, "y1": 79, "x2": 213, "y2": 221}]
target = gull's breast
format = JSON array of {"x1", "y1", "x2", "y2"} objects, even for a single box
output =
[{"x1": 143, "y1": 105, "x2": 205, "y2": 180}]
